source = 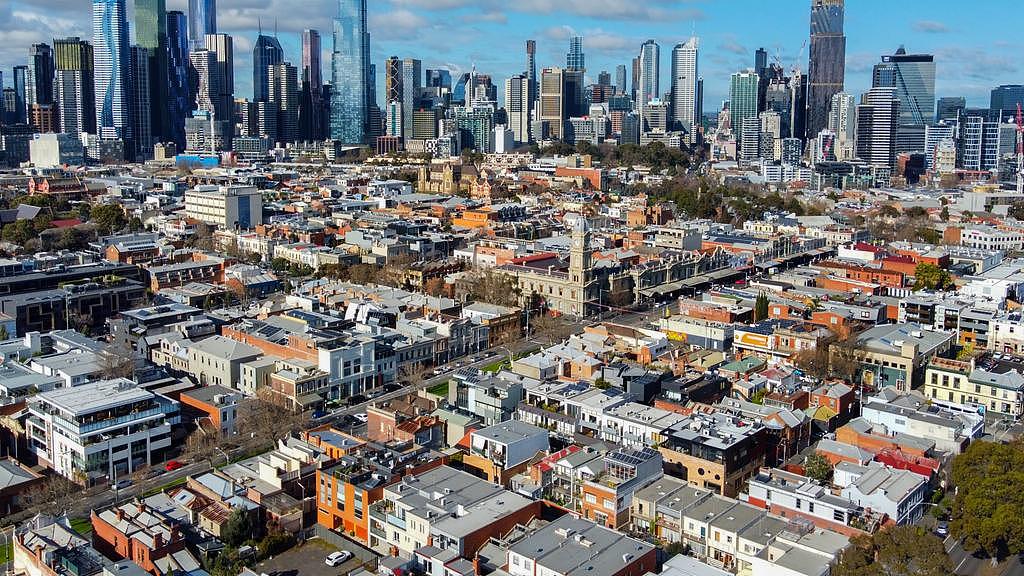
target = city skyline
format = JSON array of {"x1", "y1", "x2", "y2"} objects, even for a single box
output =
[{"x1": 1, "y1": 0, "x2": 1020, "y2": 110}]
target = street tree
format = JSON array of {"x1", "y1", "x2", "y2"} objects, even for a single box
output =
[
  {"x1": 950, "y1": 439, "x2": 1024, "y2": 558},
  {"x1": 466, "y1": 267, "x2": 521, "y2": 308},
  {"x1": 832, "y1": 525, "x2": 952, "y2": 576}
]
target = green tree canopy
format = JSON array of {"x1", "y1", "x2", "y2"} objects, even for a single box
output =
[
  {"x1": 950, "y1": 439, "x2": 1024, "y2": 558},
  {"x1": 220, "y1": 507, "x2": 254, "y2": 548},
  {"x1": 913, "y1": 262, "x2": 953, "y2": 291},
  {"x1": 833, "y1": 525, "x2": 952, "y2": 576},
  {"x1": 803, "y1": 452, "x2": 833, "y2": 485},
  {"x1": 91, "y1": 204, "x2": 127, "y2": 235}
]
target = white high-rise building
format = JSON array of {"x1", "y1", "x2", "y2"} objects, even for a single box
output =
[
  {"x1": 856, "y1": 87, "x2": 900, "y2": 168},
  {"x1": 93, "y1": 0, "x2": 131, "y2": 141},
  {"x1": 828, "y1": 92, "x2": 856, "y2": 160},
  {"x1": 504, "y1": 74, "x2": 531, "y2": 144},
  {"x1": 188, "y1": 49, "x2": 218, "y2": 114},
  {"x1": 670, "y1": 37, "x2": 699, "y2": 142},
  {"x1": 638, "y1": 40, "x2": 660, "y2": 107}
]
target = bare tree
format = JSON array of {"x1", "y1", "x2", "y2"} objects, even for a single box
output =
[
  {"x1": 398, "y1": 363, "x2": 431, "y2": 389},
  {"x1": 184, "y1": 427, "x2": 222, "y2": 468},
  {"x1": 21, "y1": 475, "x2": 79, "y2": 515},
  {"x1": 99, "y1": 341, "x2": 137, "y2": 381},
  {"x1": 466, "y1": 267, "x2": 521, "y2": 308},
  {"x1": 828, "y1": 333, "x2": 866, "y2": 386},
  {"x1": 236, "y1": 388, "x2": 305, "y2": 448},
  {"x1": 531, "y1": 314, "x2": 574, "y2": 345}
]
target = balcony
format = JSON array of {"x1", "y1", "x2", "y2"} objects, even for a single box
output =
[{"x1": 56, "y1": 406, "x2": 169, "y2": 435}]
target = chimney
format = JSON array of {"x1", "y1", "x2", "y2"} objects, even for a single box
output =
[
  {"x1": 117, "y1": 508, "x2": 125, "y2": 521},
  {"x1": 473, "y1": 555, "x2": 481, "y2": 575},
  {"x1": 427, "y1": 535, "x2": 433, "y2": 547},
  {"x1": 154, "y1": 532, "x2": 164, "y2": 548},
  {"x1": 35, "y1": 545, "x2": 44, "y2": 561}
]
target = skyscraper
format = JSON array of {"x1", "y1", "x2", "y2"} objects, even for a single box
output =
[
  {"x1": 299, "y1": 29, "x2": 323, "y2": 140},
  {"x1": 253, "y1": 33, "x2": 283, "y2": 103},
  {"x1": 567, "y1": 36, "x2": 584, "y2": 70},
  {"x1": 134, "y1": 0, "x2": 168, "y2": 141},
  {"x1": 384, "y1": 56, "x2": 401, "y2": 104},
  {"x1": 26, "y1": 44, "x2": 55, "y2": 118},
  {"x1": 93, "y1": 0, "x2": 131, "y2": 140},
  {"x1": 935, "y1": 97, "x2": 965, "y2": 122},
  {"x1": 129, "y1": 45, "x2": 152, "y2": 157},
  {"x1": 54, "y1": 37, "x2": 96, "y2": 134},
  {"x1": 205, "y1": 33, "x2": 234, "y2": 126},
  {"x1": 166, "y1": 11, "x2": 189, "y2": 147},
  {"x1": 990, "y1": 85, "x2": 1024, "y2": 121},
  {"x1": 637, "y1": 40, "x2": 659, "y2": 106},
  {"x1": 401, "y1": 58, "x2": 421, "y2": 141},
  {"x1": 827, "y1": 92, "x2": 855, "y2": 160},
  {"x1": 806, "y1": 0, "x2": 845, "y2": 140},
  {"x1": 504, "y1": 74, "x2": 530, "y2": 144},
  {"x1": 540, "y1": 67, "x2": 565, "y2": 140},
  {"x1": 187, "y1": 0, "x2": 215, "y2": 51},
  {"x1": 730, "y1": 70, "x2": 760, "y2": 151},
  {"x1": 872, "y1": 46, "x2": 934, "y2": 153},
  {"x1": 330, "y1": 0, "x2": 370, "y2": 144},
  {"x1": 12, "y1": 66, "x2": 27, "y2": 125},
  {"x1": 855, "y1": 87, "x2": 900, "y2": 168},
  {"x1": 267, "y1": 62, "x2": 299, "y2": 144},
  {"x1": 670, "y1": 37, "x2": 699, "y2": 142},
  {"x1": 525, "y1": 40, "x2": 537, "y2": 119},
  {"x1": 563, "y1": 68, "x2": 585, "y2": 118},
  {"x1": 597, "y1": 71, "x2": 611, "y2": 86},
  {"x1": 754, "y1": 47, "x2": 768, "y2": 78},
  {"x1": 188, "y1": 49, "x2": 217, "y2": 114},
  {"x1": 615, "y1": 64, "x2": 626, "y2": 96}
]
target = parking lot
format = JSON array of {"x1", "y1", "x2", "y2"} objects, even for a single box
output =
[{"x1": 252, "y1": 538, "x2": 366, "y2": 576}]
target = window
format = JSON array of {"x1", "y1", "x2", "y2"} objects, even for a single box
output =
[
  {"x1": 585, "y1": 493, "x2": 597, "y2": 504},
  {"x1": 796, "y1": 498, "x2": 802, "y2": 510},
  {"x1": 603, "y1": 498, "x2": 615, "y2": 510},
  {"x1": 808, "y1": 502, "x2": 815, "y2": 513}
]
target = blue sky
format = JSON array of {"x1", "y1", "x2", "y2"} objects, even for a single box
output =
[{"x1": 1, "y1": 0, "x2": 1020, "y2": 110}]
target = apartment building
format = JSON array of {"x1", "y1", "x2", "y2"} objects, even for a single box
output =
[
  {"x1": 836, "y1": 463, "x2": 927, "y2": 526},
  {"x1": 580, "y1": 447, "x2": 662, "y2": 529},
  {"x1": 506, "y1": 515, "x2": 656, "y2": 576},
  {"x1": 368, "y1": 465, "x2": 540, "y2": 558},
  {"x1": 659, "y1": 412, "x2": 768, "y2": 497},
  {"x1": 184, "y1": 185, "x2": 263, "y2": 229},
  {"x1": 925, "y1": 355, "x2": 1024, "y2": 416},
  {"x1": 315, "y1": 443, "x2": 447, "y2": 544},
  {"x1": 26, "y1": 378, "x2": 179, "y2": 482},
  {"x1": 747, "y1": 469, "x2": 880, "y2": 536},
  {"x1": 463, "y1": 420, "x2": 549, "y2": 487},
  {"x1": 186, "y1": 335, "x2": 262, "y2": 389}
]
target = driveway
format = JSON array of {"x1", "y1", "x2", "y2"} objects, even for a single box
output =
[{"x1": 253, "y1": 538, "x2": 364, "y2": 576}]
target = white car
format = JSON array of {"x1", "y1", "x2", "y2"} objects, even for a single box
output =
[
  {"x1": 325, "y1": 551, "x2": 353, "y2": 566},
  {"x1": 352, "y1": 413, "x2": 368, "y2": 423}
]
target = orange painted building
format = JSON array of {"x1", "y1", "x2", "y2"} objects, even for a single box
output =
[{"x1": 315, "y1": 449, "x2": 447, "y2": 544}]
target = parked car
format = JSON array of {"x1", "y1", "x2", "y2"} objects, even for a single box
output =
[
  {"x1": 311, "y1": 409, "x2": 327, "y2": 419},
  {"x1": 325, "y1": 551, "x2": 353, "y2": 566},
  {"x1": 936, "y1": 521, "x2": 949, "y2": 537},
  {"x1": 353, "y1": 413, "x2": 368, "y2": 423},
  {"x1": 165, "y1": 460, "x2": 184, "y2": 472},
  {"x1": 113, "y1": 479, "x2": 132, "y2": 490}
]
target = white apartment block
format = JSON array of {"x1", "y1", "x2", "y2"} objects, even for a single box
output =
[
  {"x1": 184, "y1": 185, "x2": 263, "y2": 230},
  {"x1": 26, "y1": 378, "x2": 179, "y2": 483}
]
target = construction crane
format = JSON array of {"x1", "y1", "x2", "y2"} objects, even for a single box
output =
[{"x1": 1017, "y1": 103, "x2": 1023, "y2": 194}]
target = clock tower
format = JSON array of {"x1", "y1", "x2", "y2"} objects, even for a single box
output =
[{"x1": 569, "y1": 217, "x2": 592, "y2": 285}]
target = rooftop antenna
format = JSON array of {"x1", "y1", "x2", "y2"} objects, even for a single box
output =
[
  {"x1": 274, "y1": 19, "x2": 278, "y2": 37},
  {"x1": 258, "y1": 17, "x2": 262, "y2": 35}
]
